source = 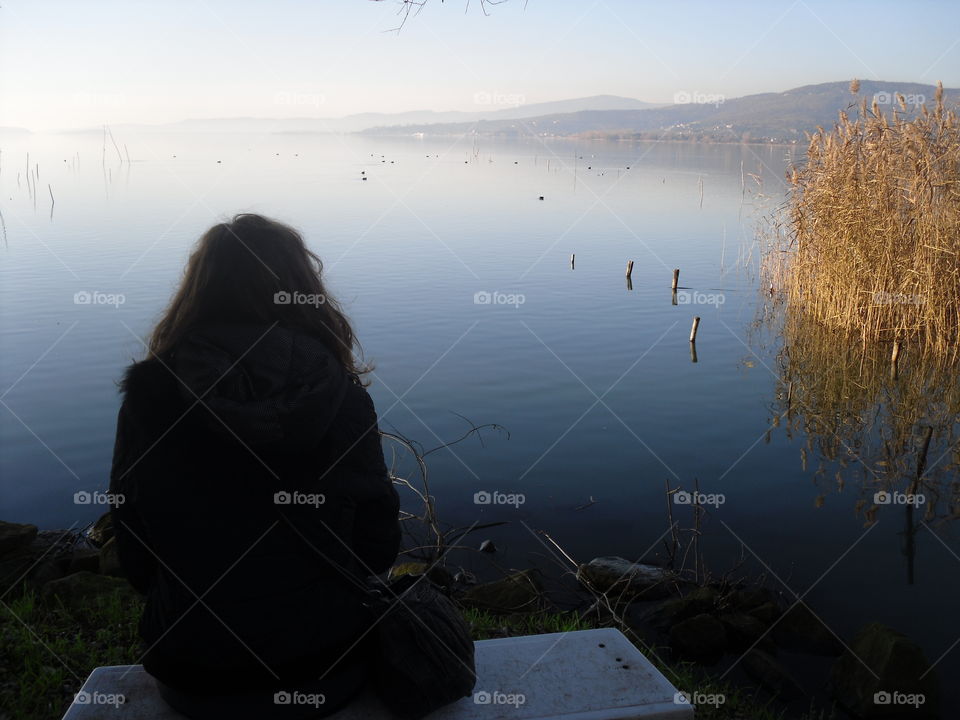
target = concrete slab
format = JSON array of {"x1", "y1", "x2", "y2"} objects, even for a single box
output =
[{"x1": 62, "y1": 628, "x2": 693, "y2": 719}]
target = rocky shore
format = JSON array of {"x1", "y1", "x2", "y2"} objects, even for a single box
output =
[{"x1": 1, "y1": 520, "x2": 942, "y2": 719}]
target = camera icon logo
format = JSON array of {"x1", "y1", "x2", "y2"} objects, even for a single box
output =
[
  {"x1": 274, "y1": 491, "x2": 292, "y2": 505},
  {"x1": 873, "y1": 691, "x2": 891, "y2": 705},
  {"x1": 74, "y1": 491, "x2": 92, "y2": 504},
  {"x1": 473, "y1": 691, "x2": 492, "y2": 704},
  {"x1": 874, "y1": 491, "x2": 890, "y2": 505},
  {"x1": 474, "y1": 291, "x2": 492, "y2": 305},
  {"x1": 673, "y1": 691, "x2": 691, "y2": 704},
  {"x1": 273, "y1": 291, "x2": 291, "y2": 305},
  {"x1": 474, "y1": 491, "x2": 492, "y2": 505},
  {"x1": 74, "y1": 291, "x2": 92, "y2": 305},
  {"x1": 673, "y1": 490, "x2": 692, "y2": 505},
  {"x1": 274, "y1": 691, "x2": 291, "y2": 705},
  {"x1": 74, "y1": 692, "x2": 91, "y2": 705}
]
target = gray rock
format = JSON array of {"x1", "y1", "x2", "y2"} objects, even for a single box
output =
[
  {"x1": 773, "y1": 602, "x2": 842, "y2": 656},
  {"x1": 462, "y1": 570, "x2": 541, "y2": 614},
  {"x1": 829, "y1": 623, "x2": 939, "y2": 719},
  {"x1": 742, "y1": 649, "x2": 805, "y2": 700},
  {"x1": 669, "y1": 612, "x2": 727, "y2": 664},
  {"x1": 0, "y1": 520, "x2": 38, "y2": 556},
  {"x1": 577, "y1": 557, "x2": 675, "y2": 599},
  {"x1": 479, "y1": 540, "x2": 496, "y2": 554}
]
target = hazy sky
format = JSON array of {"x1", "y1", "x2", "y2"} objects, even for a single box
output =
[{"x1": 3, "y1": 0, "x2": 959, "y2": 131}]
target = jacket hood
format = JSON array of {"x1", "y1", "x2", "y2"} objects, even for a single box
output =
[{"x1": 170, "y1": 323, "x2": 348, "y2": 450}]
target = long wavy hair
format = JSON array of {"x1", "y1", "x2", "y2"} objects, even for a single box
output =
[{"x1": 147, "y1": 213, "x2": 368, "y2": 377}]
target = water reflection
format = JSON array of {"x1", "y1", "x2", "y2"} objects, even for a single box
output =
[{"x1": 756, "y1": 301, "x2": 960, "y2": 584}]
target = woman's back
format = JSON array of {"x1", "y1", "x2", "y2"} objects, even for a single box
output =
[{"x1": 109, "y1": 218, "x2": 400, "y2": 714}]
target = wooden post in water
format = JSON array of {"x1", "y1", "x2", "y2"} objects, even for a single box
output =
[
  {"x1": 891, "y1": 341, "x2": 902, "y2": 379},
  {"x1": 689, "y1": 316, "x2": 701, "y2": 343},
  {"x1": 626, "y1": 276, "x2": 633, "y2": 291},
  {"x1": 672, "y1": 268, "x2": 680, "y2": 290},
  {"x1": 570, "y1": 253, "x2": 575, "y2": 269},
  {"x1": 625, "y1": 260, "x2": 634, "y2": 279}
]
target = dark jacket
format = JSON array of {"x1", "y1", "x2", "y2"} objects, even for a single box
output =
[{"x1": 109, "y1": 323, "x2": 400, "y2": 699}]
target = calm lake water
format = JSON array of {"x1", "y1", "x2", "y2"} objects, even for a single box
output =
[{"x1": 1, "y1": 131, "x2": 957, "y2": 712}]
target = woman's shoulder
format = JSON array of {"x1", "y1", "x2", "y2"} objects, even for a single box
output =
[{"x1": 118, "y1": 356, "x2": 186, "y2": 426}]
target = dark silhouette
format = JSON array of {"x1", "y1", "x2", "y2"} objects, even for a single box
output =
[{"x1": 110, "y1": 214, "x2": 400, "y2": 719}]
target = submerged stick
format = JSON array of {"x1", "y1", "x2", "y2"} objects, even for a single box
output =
[
  {"x1": 672, "y1": 268, "x2": 680, "y2": 290},
  {"x1": 570, "y1": 253, "x2": 575, "y2": 269},
  {"x1": 689, "y1": 316, "x2": 701, "y2": 343},
  {"x1": 625, "y1": 260, "x2": 634, "y2": 279}
]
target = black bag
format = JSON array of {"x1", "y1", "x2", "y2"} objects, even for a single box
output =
[
  {"x1": 361, "y1": 573, "x2": 477, "y2": 719},
  {"x1": 273, "y1": 508, "x2": 476, "y2": 719}
]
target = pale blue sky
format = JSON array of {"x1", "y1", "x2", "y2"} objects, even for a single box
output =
[{"x1": 2, "y1": 0, "x2": 959, "y2": 130}]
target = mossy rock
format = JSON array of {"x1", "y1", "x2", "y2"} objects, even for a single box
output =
[
  {"x1": 726, "y1": 586, "x2": 778, "y2": 612},
  {"x1": 746, "y1": 601, "x2": 781, "y2": 626},
  {"x1": 0, "y1": 520, "x2": 38, "y2": 556},
  {"x1": 639, "y1": 585, "x2": 719, "y2": 631},
  {"x1": 669, "y1": 612, "x2": 727, "y2": 664},
  {"x1": 98, "y1": 537, "x2": 125, "y2": 578},
  {"x1": 772, "y1": 602, "x2": 842, "y2": 656},
  {"x1": 461, "y1": 570, "x2": 542, "y2": 614},
  {"x1": 41, "y1": 571, "x2": 136, "y2": 614},
  {"x1": 829, "y1": 623, "x2": 939, "y2": 719},
  {"x1": 387, "y1": 561, "x2": 453, "y2": 588},
  {"x1": 742, "y1": 649, "x2": 805, "y2": 700},
  {"x1": 67, "y1": 549, "x2": 102, "y2": 574},
  {"x1": 720, "y1": 612, "x2": 773, "y2": 653}
]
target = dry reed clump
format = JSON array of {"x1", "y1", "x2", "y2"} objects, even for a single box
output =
[{"x1": 776, "y1": 80, "x2": 960, "y2": 360}]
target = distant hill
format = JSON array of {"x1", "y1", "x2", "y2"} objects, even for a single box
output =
[
  {"x1": 60, "y1": 95, "x2": 661, "y2": 134},
  {"x1": 361, "y1": 81, "x2": 960, "y2": 143}
]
